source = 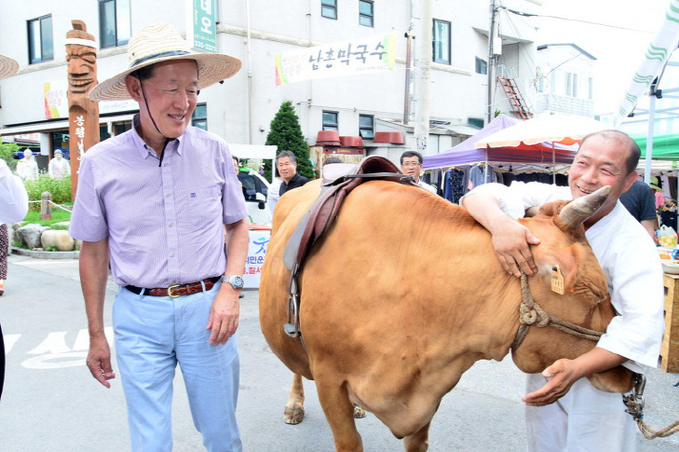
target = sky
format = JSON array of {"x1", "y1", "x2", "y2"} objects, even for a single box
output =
[{"x1": 531, "y1": 0, "x2": 671, "y2": 115}]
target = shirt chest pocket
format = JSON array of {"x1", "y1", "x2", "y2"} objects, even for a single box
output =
[{"x1": 175, "y1": 186, "x2": 222, "y2": 235}]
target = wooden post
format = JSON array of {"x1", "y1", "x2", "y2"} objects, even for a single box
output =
[
  {"x1": 40, "y1": 191, "x2": 52, "y2": 220},
  {"x1": 66, "y1": 20, "x2": 100, "y2": 201},
  {"x1": 661, "y1": 273, "x2": 679, "y2": 372}
]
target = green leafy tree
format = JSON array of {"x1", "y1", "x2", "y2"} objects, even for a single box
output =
[
  {"x1": 0, "y1": 139, "x2": 20, "y2": 170},
  {"x1": 263, "y1": 101, "x2": 314, "y2": 181}
]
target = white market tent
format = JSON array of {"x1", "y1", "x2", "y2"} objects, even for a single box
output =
[{"x1": 228, "y1": 144, "x2": 277, "y2": 161}]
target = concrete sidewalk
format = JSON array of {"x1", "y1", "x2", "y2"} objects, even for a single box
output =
[{"x1": 1, "y1": 254, "x2": 678, "y2": 451}]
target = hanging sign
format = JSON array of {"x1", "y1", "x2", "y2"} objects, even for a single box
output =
[{"x1": 275, "y1": 32, "x2": 396, "y2": 86}]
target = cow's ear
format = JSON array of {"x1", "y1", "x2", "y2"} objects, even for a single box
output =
[{"x1": 556, "y1": 245, "x2": 580, "y2": 293}]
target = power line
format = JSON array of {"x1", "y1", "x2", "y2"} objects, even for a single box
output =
[{"x1": 503, "y1": 7, "x2": 655, "y2": 34}]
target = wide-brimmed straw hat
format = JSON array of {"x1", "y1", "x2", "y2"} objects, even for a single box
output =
[
  {"x1": 0, "y1": 54, "x2": 19, "y2": 80},
  {"x1": 89, "y1": 23, "x2": 241, "y2": 101}
]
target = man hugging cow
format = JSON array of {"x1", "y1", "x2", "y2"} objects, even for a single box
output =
[{"x1": 462, "y1": 129, "x2": 664, "y2": 451}]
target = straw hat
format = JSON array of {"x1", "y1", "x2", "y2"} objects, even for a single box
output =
[
  {"x1": 89, "y1": 23, "x2": 241, "y2": 101},
  {"x1": 649, "y1": 176, "x2": 661, "y2": 191},
  {"x1": 0, "y1": 54, "x2": 19, "y2": 80}
]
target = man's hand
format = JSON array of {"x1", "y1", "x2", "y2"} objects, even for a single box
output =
[
  {"x1": 86, "y1": 335, "x2": 116, "y2": 388},
  {"x1": 523, "y1": 348, "x2": 627, "y2": 406},
  {"x1": 206, "y1": 284, "x2": 240, "y2": 345},
  {"x1": 522, "y1": 359, "x2": 582, "y2": 406},
  {"x1": 490, "y1": 219, "x2": 541, "y2": 277}
]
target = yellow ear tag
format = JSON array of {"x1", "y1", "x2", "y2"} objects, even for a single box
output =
[{"x1": 551, "y1": 265, "x2": 564, "y2": 295}]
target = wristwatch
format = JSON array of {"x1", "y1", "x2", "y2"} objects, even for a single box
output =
[{"x1": 222, "y1": 275, "x2": 244, "y2": 290}]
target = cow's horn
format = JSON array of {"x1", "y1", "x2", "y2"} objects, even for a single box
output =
[{"x1": 559, "y1": 186, "x2": 611, "y2": 228}]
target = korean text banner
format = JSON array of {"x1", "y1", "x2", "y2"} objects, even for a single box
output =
[{"x1": 275, "y1": 33, "x2": 396, "y2": 86}]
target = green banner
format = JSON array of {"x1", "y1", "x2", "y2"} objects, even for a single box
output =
[{"x1": 193, "y1": 0, "x2": 216, "y2": 52}]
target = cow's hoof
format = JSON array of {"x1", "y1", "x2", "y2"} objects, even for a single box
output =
[
  {"x1": 353, "y1": 406, "x2": 367, "y2": 419},
  {"x1": 284, "y1": 406, "x2": 305, "y2": 425}
]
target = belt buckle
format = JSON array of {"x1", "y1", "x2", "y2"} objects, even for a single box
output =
[{"x1": 167, "y1": 284, "x2": 182, "y2": 298}]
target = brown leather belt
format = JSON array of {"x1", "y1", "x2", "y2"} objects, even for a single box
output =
[{"x1": 125, "y1": 276, "x2": 222, "y2": 298}]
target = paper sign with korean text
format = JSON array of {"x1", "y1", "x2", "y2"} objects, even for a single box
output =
[
  {"x1": 44, "y1": 81, "x2": 68, "y2": 119},
  {"x1": 243, "y1": 229, "x2": 271, "y2": 289},
  {"x1": 275, "y1": 32, "x2": 396, "y2": 86}
]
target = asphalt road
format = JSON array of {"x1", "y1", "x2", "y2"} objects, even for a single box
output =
[{"x1": 1, "y1": 254, "x2": 678, "y2": 451}]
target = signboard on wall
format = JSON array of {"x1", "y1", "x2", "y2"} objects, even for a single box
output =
[
  {"x1": 187, "y1": 0, "x2": 217, "y2": 53},
  {"x1": 275, "y1": 33, "x2": 396, "y2": 86},
  {"x1": 44, "y1": 81, "x2": 68, "y2": 119}
]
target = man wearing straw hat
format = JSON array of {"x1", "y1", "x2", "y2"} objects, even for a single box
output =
[
  {"x1": 0, "y1": 54, "x2": 30, "y2": 401},
  {"x1": 69, "y1": 24, "x2": 247, "y2": 451}
]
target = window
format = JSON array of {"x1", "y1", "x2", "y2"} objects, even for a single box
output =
[
  {"x1": 565, "y1": 72, "x2": 577, "y2": 97},
  {"x1": 432, "y1": 19, "x2": 451, "y2": 65},
  {"x1": 588, "y1": 77, "x2": 593, "y2": 100},
  {"x1": 475, "y1": 57, "x2": 487, "y2": 75},
  {"x1": 192, "y1": 104, "x2": 208, "y2": 130},
  {"x1": 28, "y1": 15, "x2": 53, "y2": 64},
  {"x1": 322, "y1": 111, "x2": 338, "y2": 131},
  {"x1": 359, "y1": 114, "x2": 374, "y2": 139},
  {"x1": 359, "y1": 1, "x2": 374, "y2": 27},
  {"x1": 322, "y1": 0, "x2": 337, "y2": 19},
  {"x1": 468, "y1": 118, "x2": 484, "y2": 129},
  {"x1": 99, "y1": 0, "x2": 131, "y2": 49}
]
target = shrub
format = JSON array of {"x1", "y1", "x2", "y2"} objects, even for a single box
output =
[
  {"x1": 0, "y1": 140, "x2": 20, "y2": 170},
  {"x1": 23, "y1": 172, "x2": 73, "y2": 212}
]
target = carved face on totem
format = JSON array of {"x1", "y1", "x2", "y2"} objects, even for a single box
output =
[{"x1": 65, "y1": 20, "x2": 97, "y2": 96}]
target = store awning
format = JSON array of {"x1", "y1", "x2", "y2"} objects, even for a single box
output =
[{"x1": 0, "y1": 113, "x2": 135, "y2": 136}]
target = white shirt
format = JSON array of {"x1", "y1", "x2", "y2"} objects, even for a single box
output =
[
  {"x1": 463, "y1": 181, "x2": 664, "y2": 373},
  {"x1": 417, "y1": 180, "x2": 437, "y2": 194},
  {"x1": 0, "y1": 159, "x2": 29, "y2": 223},
  {"x1": 267, "y1": 178, "x2": 283, "y2": 214}
]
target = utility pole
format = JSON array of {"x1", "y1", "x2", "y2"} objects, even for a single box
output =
[
  {"x1": 413, "y1": 0, "x2": 433, "y2": 155},
  {"x1": 486, "y1": 0, "x2": 500, "y2": 125}
]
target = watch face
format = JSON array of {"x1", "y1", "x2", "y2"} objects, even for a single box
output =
[{"x1": 227, "y1": 275, "x2": 244, "y2": 289}]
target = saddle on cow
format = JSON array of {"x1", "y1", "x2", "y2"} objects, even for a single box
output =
[{"x1": 282, "y1": 155, "x2": 418, "y2": 337}]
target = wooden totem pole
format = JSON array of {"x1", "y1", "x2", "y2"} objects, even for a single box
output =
[{"x1": 65, "y1": 20, "x2": 99, "y2": 200}]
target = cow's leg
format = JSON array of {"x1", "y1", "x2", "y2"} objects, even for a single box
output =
[
  {"x1": 284, "y1": 373, "x2": 305, "y2": 424},
  {"x1": 316, "y1": 379, "x2": 363, "y2": 452},
  {"x1": 403, "y1": 421, "x2": 431, "y2": 452}
]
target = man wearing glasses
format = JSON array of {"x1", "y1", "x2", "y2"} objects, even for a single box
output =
[{"x1": 400, "y1": 151, "x2": 437, "y2": 194}]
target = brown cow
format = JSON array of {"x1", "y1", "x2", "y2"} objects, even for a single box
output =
[{"x1": 259, "y1": 179, "x2": 634, "y2": 452}]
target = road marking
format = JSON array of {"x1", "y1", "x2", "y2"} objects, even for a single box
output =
[{"x1": 5, "y1": 327, "x2": 114, "y2": 369}]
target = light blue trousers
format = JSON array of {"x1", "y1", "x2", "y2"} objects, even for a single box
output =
[{"x1": 113, "y1": 282, "x2": 242, "y2": 452}]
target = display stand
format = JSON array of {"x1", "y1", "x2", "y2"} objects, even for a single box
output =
[{"x1": 661, "y1": 273, "x2": 679, "y2": 372}]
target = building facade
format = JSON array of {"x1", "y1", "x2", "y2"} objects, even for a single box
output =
[
  {"x1": 535, "y1": 43, "x2": 596, "y2": 117},
  {"x1": 0, "y1": 0, "x2": 542, "y2": 165}
]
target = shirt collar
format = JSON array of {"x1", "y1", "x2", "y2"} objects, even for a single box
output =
[
  {"x1": 285, "y1": 173, "x2": 300, "y2": 186},
  {"x1": 130, "y1": 114, "x2": 185, "y2": 160}
]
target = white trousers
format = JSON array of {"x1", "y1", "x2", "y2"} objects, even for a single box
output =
[
  {"x1": 113, "y1": 282, "x2": 242, "y2": 452},
  {"x1": 525, "y1": 374, "x2": 636, "y2": 452}
]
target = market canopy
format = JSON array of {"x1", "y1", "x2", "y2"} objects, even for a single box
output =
[
  {"x1": 422, "y1": 114, "x2": 578, "y2": 170},
  {"x1": 634, "y1": 134, "x2": 679, "y2": 160},
  {"x1": 228, "y1": 144, "x2": 278, "y2": 160},
  {"x1": 475, "y1": 112, "x2": 608, "y2": 148}
]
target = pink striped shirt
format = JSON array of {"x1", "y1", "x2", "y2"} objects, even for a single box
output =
[{"x1": 69, "y1": 116, "x2": 247, "y2": 287}]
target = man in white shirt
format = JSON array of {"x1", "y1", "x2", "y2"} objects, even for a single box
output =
[
  {"x1": 461, "y1": 130, "x2": 664, "y2": 452},
  {"x1": 400, "y1": 151, "x2": 437, "y2": 194}
]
